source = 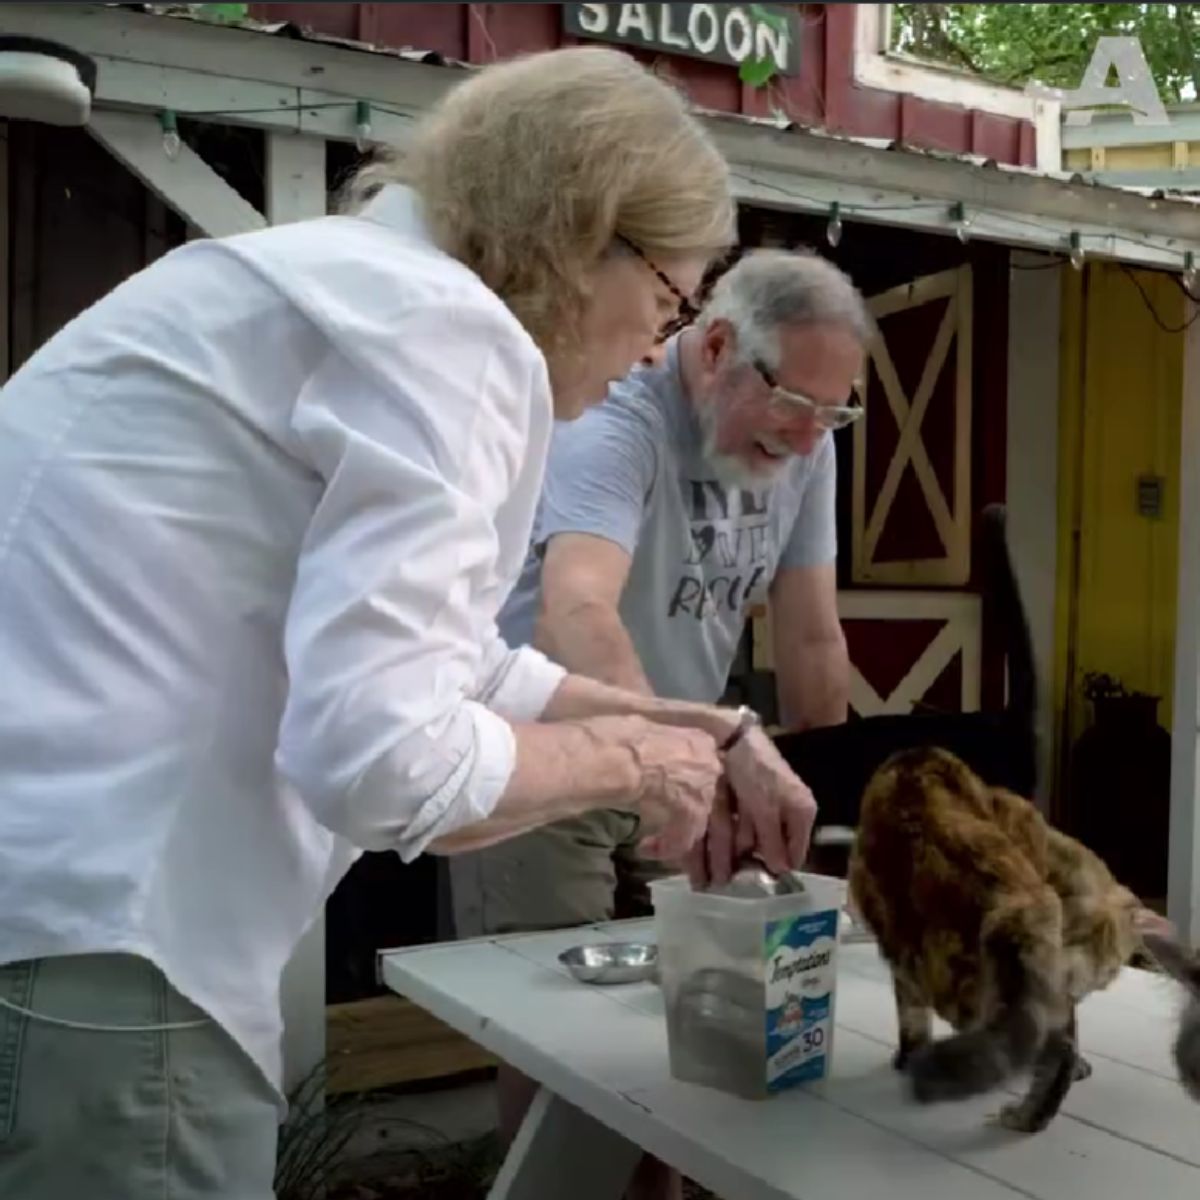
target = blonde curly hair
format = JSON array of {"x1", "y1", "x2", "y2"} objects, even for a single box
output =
[{"x1": 342, "y1": 46, "x2": 735, "y2": 369}]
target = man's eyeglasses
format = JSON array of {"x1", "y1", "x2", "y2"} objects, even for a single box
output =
[
  {"x1": 615, "y1": 234, "x2": 699, "y2": 343},
  {"x1": 754, "y1": 361, "x2": 865, "y2": 431}
]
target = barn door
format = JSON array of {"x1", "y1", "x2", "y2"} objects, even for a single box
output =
[
  {"x1": 748, "y1": 263, "x2": 981, "y2": 725},
  {"x1": 752, "y1": 589, "x2": 981, "y2": 720},
  {"x1": 852, "y1": 265, "x2": 973, "y2": 586}
]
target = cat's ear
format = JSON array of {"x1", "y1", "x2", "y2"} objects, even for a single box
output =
[{"x1": 1142, "y1": 931, "x2": 1200, "y2": 996}]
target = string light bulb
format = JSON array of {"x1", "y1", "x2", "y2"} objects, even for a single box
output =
[
  {"x1": 826, "y1": 201, "x2": 842, "y2": 249},
  {"x1": 950, "y1": 201, "x2": 970, "y2": 243},
  {"x1": 1185, "y1": 251, "x2": 1197, "y2": 293},
  {"x1": 354, "y1": 100, "x2": 372, "y2": 153},
  {"x1": 1068, "y1": 232, "x2": 1085, "y2": 271},
  {"x1": 159, "y1": 109, "x2": 180, "y2": 160}
]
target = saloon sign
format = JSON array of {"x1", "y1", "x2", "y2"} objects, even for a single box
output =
[{"x1": 563, "y1": 3, "x2": 800, "y2": 76}]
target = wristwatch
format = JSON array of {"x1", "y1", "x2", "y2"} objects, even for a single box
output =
[{"x1": 719, "y1": 704, "x2": 762, "y2": 753}]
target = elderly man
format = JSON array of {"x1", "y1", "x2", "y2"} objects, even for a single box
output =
[{"x1": 451, "y1": 248, "x2": 870, "y2": 1196}]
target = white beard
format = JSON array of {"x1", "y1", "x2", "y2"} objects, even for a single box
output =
[{"x1": 696, "y1": 402, "x2": 789, "y2": 488}]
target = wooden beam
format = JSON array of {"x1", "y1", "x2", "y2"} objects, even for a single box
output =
[
  {"x1": 87, "y1": 109, "x2": 264, "y2": 238},
  {"x1": 326, "y1": 995, "x2": 497, "y2": 1094},
  {"x1": 1168, "y1": 299, "x2": 1200, "y2": 944},
  {"x1": 86, "y1": 60, "x2": 419, "y2": 147},
  {"x1": 281, "y1": 915, "x2": 328, "y2": 1096},
  {"x1": 1072, "y1": 167, "x2": 1200, "y2": 190},
  {"x1": 267, "y1": 133, "x2": 328, "y2": 1094},
  {"x1": 0, "y1": 121, "x2": 8, "y2": 381},
  {"x1": 265, "y1": 132, "x2": 326, "y2": 224},
  {"x1": 1006, "y1": 251, "x2": 1062, "y2": 810},
  {"x1": 1063, "y1": 108, "x2": 1200, "y2": 150}
]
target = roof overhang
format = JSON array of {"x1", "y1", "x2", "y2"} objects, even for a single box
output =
[
  {"x1": 12, "y1": 3, "x2": 1200, "y2": 273},
  {"x1": 708, "y1": 115, "x2": 1200, "y2": 272}
]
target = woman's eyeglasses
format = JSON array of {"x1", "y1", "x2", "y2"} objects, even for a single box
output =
[{"x1": 615, "y1": 234, "x2": 699, "y2": 343}]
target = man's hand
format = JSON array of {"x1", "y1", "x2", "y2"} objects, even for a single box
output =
[{"x1": 687, "y1": 727, "x2": 817, "y2": 885}]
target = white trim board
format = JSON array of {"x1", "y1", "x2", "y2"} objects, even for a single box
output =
[
  {"x1": 1169, "y1": 303, "x2": 1200, "y2": 943},
  {"x1": 1006, "y1": 251, "x2": 1062, "y2": 809},
  {"x1": 853, "y1": 3, "x2": 1062, "y2": 172}
]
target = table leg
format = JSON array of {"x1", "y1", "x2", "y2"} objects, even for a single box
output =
[{"x1": 488, "y1": 1086, "x2": 642, "y2": 1200}]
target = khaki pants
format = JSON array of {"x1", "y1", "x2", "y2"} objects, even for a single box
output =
[
  {"x1": 450, "y1": 809, "x2": 676, "y2": 937},
  {"x1": 0, "y1": 952, "x2": 279, "y2": 1200}
]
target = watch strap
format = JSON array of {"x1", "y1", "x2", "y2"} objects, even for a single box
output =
[{"x1": 719, "y1": 704, "x2": 760, "y2": 753}]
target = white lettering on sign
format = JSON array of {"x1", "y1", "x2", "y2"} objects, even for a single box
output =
[
  {"x1": 724, "y1": 6, "x2": 752, "y2": 62},
  {"x1": 756, "y1": 19, "x2": 787, "y2": 69},
  {"x1": 659, "y1": 3, "x2": 689, "y2": 51},
  {"x1": 1025, "y1": 35, "x2": 1168, "y2": 128},
  {"x1": 616, "y1": 2, "x2": 652, "y2": 40},
  {"x1": 688, "y1": 3, "x2": 720, "y2": 56},
  {"x1": 563, "y1": 4, "x2": 797, "y2": 75},
  {"x1": 575, "y1": 3, "x2": 609, "y2": 34}
]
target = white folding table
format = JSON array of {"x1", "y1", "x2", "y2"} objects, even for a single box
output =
[{"x1": 379, "y1": 918, "x2": 1200, "y2": 1200}]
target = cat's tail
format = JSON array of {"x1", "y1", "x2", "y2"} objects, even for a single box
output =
[
  {"x1": 1141, "y1": 927, "x2": 1200, "y2": 1103},
  {"x1": 979, "y1": 502, "x2": 1035, "y2": 725},
  {"x1": 907, "y1": 889, "x2": 1063, "y2": 1102}
]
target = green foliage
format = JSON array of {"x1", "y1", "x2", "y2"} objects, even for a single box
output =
[
  {"x1": 739, "y1": 56, "x2": 778, "y2": 87},
  {"x1": 890, "y1": 3, "x2": 1200, "y2": 103},
  {"x1": 194, "y1": 3, "x2": 249, "y2": 24},
  {"x1": 740, "y1": 4, "x2": 792, "y2": 88},
  {"x1": 749, "y1": 3, "x2": 789, "y2": 34}
]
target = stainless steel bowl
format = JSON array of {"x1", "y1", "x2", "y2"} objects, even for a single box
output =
[{"x1": 558, "y1": 941, "x2": 658, "y2": 985}]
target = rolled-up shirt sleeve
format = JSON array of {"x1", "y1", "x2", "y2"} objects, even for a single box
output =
[
  {"x1": 475, "y1": 626, "x2": 567, "y2": 722},
  {"x1": 275, "y1": 301, "x2": 547, "y2": 861}
]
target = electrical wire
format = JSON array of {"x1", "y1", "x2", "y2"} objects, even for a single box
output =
[
  {"x1": 168, "y1": 100, "x2": 418, "y2": 121},
  {"x1": 1119, "y1": 264, "x2": 1200, "y2": 334}
]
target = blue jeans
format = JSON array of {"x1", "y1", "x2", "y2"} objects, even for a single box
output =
[{"x1": 0, "y1": 952, "x2": 279, "y2": 1199}]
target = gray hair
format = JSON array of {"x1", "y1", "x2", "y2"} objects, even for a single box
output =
[{"x1": 700, "y1": 249, "x2": 873, "y2": 371}]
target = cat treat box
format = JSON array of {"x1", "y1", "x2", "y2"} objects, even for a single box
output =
[{"x1": 649, "y1": 870, "x2": 844, "y2": 1101}]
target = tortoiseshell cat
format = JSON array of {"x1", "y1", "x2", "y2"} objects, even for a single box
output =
[
  {"x1": 848, "y1": 746, "x2": 1141, "y2": 1133},
  {"x1": 1138, "y1": 918, "x2": 1200, "y2": 1102}
]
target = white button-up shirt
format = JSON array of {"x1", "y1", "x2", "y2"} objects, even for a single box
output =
[{"x1": 0, "y1": 185, "x2": 566, "y2": 1101}]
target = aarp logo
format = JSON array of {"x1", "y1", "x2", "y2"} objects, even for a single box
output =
[{"x1": 1025, "y1": 36, "x2": 1169, "y2": 128}]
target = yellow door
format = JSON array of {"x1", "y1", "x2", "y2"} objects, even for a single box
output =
[{"x1": 1053, "y1": 262, "x2": 1184, "y2": 807}]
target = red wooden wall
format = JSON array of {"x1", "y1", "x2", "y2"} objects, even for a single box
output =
[{"x1": 248, "y1": 2, "x2": 1035, "y2": 166}]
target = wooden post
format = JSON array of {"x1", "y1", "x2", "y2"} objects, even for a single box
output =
[
  {"x1": 265, "y1": 131, "x2": 327, "y2": 226},
  {"x1": 265, "y1": 130, "x2": 330, "y2": 1096},
  {"x1": 1168, "y1": 295, "x2": 1200, "y2": 942},
  {"x1": 1006, "y1": 251, "x2": 1062, "y2": 810}
]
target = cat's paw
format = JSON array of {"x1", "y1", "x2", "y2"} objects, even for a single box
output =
[
  {"x1": 892, "y1": 1046, "x2": 911, "y2": 1071},
  {"x1": 991, "y1": 1102, "x2": 1049, "y2": 1135},
  {"x1": 1073, "y1": 1054, "x2": 1093, "y2": 1082}
]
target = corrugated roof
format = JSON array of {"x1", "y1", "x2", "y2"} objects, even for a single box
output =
[
  {"x1": 707, "y1": 108, "x2": 1200, "y2": 210},
  {"x1": 123, "y1": 3, "x2": 476, "y2": 68},
  {"x1": 124, "y1": 2, "x2": 1200, "y2": 213}
]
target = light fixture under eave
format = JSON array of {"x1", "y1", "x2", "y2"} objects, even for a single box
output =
[{"x1": 0, "y1": 36, "x2": 96, "y2": 127}]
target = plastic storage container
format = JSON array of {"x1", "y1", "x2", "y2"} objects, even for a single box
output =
[{"x1": 650, "y1": 871, "x2": 844, "y2": 1100}]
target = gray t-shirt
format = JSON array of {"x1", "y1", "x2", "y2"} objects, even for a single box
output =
[{"x1": 498, "y1": 338, "x2": 837, "y2": 702}]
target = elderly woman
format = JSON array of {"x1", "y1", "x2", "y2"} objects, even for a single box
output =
[{"x1": 0, "y1": 46, "x2": 816, "y2": 1198}]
